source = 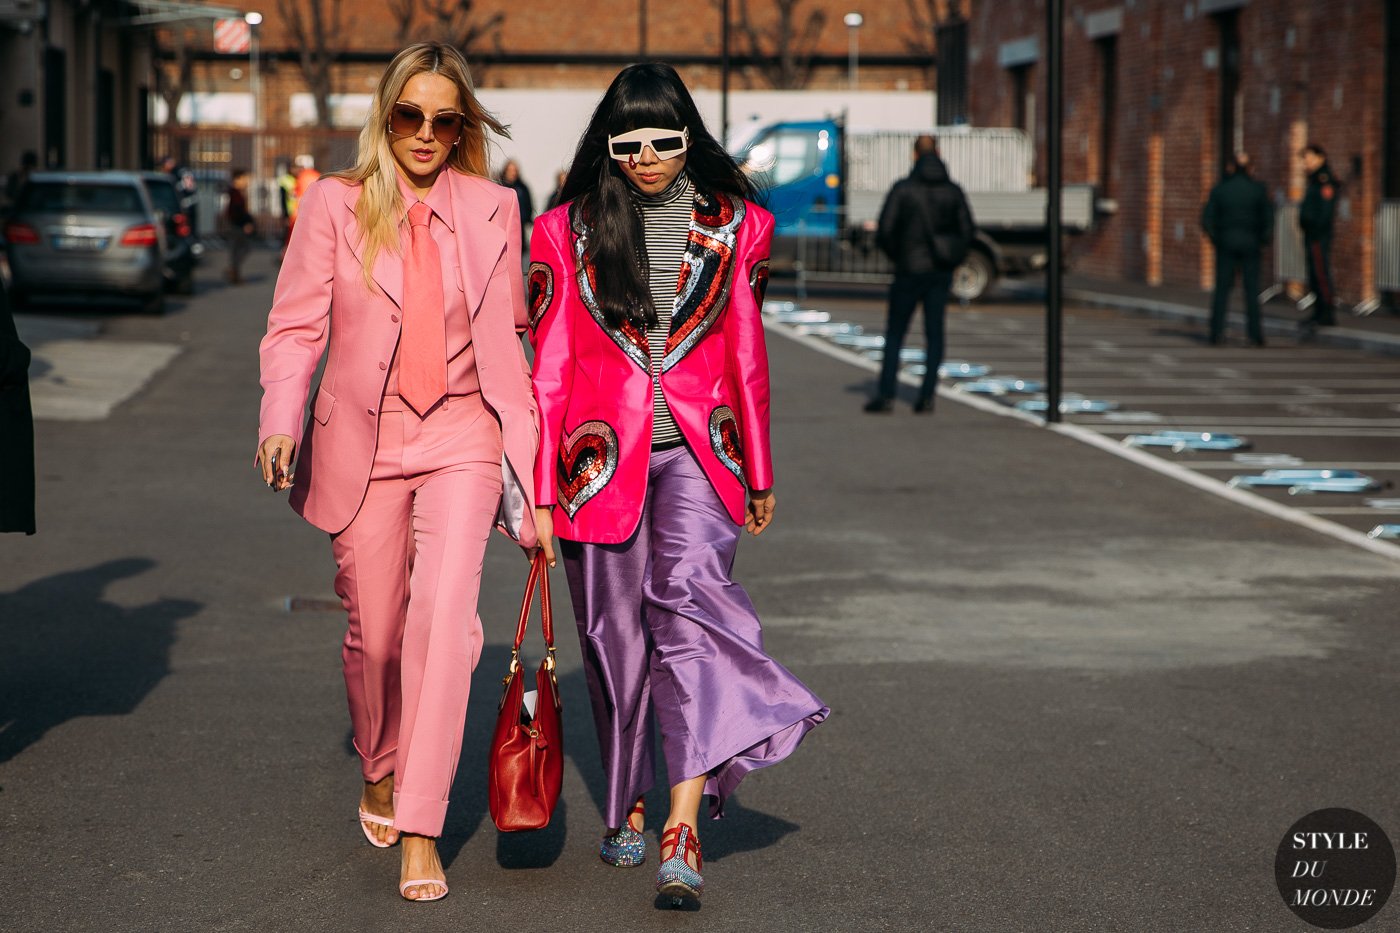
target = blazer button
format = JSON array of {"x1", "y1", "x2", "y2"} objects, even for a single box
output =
[
  {"x1": 379, "y1": 362, "x2": 387, "y2": 370},
  {"x1": 367, "y1": 408, "x2": 376, "y2": 416},
  {"x1": 391, "y1": 314, "x2": 400, "y2": 323}
]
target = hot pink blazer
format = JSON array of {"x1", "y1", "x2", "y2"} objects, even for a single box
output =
[
  {"x1": 528, "y1": 189, "x2": 774, "y2": 545},
  {"x1": 257, "y1": 170, "x2": 538, "y2": 544}
]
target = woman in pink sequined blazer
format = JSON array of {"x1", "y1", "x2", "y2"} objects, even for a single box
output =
[{"x1": 529, "y1": 62, "x2": 827, "y2": 906}]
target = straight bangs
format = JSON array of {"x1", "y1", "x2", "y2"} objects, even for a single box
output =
[{"x1": 606, "y1": 93, "x2": 689, "y2": 136}]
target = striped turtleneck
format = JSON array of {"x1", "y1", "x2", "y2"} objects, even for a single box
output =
[{"x1": 630, "y1": 172, "x2": 693, "y2": 449}]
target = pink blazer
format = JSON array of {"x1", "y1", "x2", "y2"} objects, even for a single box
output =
[
  {"x1": 257, "y1": 170, "x2": 538, "y2": 544},
  {"x1": 529, "y1": 189, "x2": 774, "y2": 545}
]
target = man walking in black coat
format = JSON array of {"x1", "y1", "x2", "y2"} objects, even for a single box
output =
[
  {"x1": 1201, "y1": 152, "x2": 1274, "y2": 347},
  {"x1": 1298, "y1": 142, "x2": 1339, "y2": 332},
  {"x1": 866, "y1": 135, "x2": 974, "y2": 413}
]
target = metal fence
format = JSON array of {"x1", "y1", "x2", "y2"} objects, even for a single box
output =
[
  {"x1": 792, "y1": 211, "x2": 894, "y2": 290},
  {"x1": 846, "y1": 128, "x2": 1034, "y2": 195},
  {"x1": 1376, "y1": 200, "x2": 1400, "y2": 293},
  {"x1": 1271, "y1": 201, "x2": 1307, "y2": 286}
]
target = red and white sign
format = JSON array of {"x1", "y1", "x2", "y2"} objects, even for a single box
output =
[{"x1": 213, "y1": 18, "x2": 251, "y2": 54}]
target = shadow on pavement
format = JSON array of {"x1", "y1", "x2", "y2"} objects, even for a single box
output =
[{"x1": 0, "y1": 557, "x2": 197, "y2": 764}]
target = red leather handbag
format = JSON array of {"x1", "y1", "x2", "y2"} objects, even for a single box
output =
[{"x1": 488, "y1": 553, "x2": 563, "y2": 832}]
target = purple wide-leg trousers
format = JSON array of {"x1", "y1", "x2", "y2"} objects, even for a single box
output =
[{"x1": 561, "y1": 445, "x2": 828, "y2": 830}]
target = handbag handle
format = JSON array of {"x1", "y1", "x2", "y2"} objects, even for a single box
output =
[{"x1": 508, "y1": 552, "x2": 555, "y2": 678}]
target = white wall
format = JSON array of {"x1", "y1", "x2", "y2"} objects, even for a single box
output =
[{"x1": 478, "y1": 88, "x2": 938, "y2": 218}]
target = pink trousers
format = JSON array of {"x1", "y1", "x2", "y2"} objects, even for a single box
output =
[{"x1": 330, "y1": 393, "x2": 503, "y2": 837}]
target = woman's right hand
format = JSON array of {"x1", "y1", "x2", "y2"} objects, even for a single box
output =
[
  {"x1": 257, "y1": 434, "x2": 296, "y2": 491},
  {"x1": 534, "y1": 506, "x2": 556, "y2": 567}
]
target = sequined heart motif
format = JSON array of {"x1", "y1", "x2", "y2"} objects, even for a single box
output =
[
  {"x1": 708, "y1": 407, "x2": 744, "y2": 483},
  {"x1": 557, "y1": 420, "x2": 619, "y2": 517},
  {"x1": 527, "y1": 261, "x2": 554, "y2": 331}
]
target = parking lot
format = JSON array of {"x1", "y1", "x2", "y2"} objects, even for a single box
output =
[{"x1": 764, "y1": 283, "x2": 1400, "y2": 552}]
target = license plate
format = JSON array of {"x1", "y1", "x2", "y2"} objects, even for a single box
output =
[{"x1": 52, "y1": 235, "x2": 108, "y2": 251}]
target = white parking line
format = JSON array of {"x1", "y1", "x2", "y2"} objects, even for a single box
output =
[
  {"x1": 1062, "y1": 379, "x2": 1400, "y2": 389},
  {"x1": 1068, "y1": 394, "x2": 1400, "y2": 404},
  {"x1": 1090, "y1": 426, "x2": 1400, "y2": 437},
  {"x1": 1182, "y1": 462, "x2": 1400, "y2": 471},
  {"x1": 767, "y1": 319, "x2": 1400, "y2": 564}
]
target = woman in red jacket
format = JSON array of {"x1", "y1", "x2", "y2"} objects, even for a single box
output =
[{"x1": 529, "y1": 63, "x2": 827, "y2": 905}]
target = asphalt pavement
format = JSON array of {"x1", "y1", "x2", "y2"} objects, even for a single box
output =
[{"x1": 3, "y1": 252, "x2": 1400, "y2": 932}]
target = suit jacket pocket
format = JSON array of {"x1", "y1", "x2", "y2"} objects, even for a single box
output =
[{"x1": 312, "y1": 387, "x2": 336, "y2": 425}]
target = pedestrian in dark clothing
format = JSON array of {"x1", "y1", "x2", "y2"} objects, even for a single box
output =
[
  {"x1": 1201, "y1": 152, "x2": 1273, "y2": 346},
  {"x1": 161, "y1": 155, "x2": 199, "y2": 239},
  {"x1": 497, "y1": 159, "x2": 533, "y2": 247},
  {"x1": 4, "y1": 151, "x2": 38, "y2": 210},
  {"x1": 1298, "y1": 143, "x2": 1339, "y2": 330},
  {"x1": 0, "y1": 278, "x2": 36, "y2": 534},
  {"x1": 545, "y1": 170, "x2": 569, "y2": 210},
  {"x1": 866, "y1": 135, "x2": 974, "y2": 413},
  {"x1": 224, "y1": 169, "x2": 255, "y2": 285}
]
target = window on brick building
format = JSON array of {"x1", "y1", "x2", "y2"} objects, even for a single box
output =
[
  {"x1": 1010, "y1": 64, "x2": 1035, "y2": 142},
  {"x1": 1214, "y1": 9, "x2": 1242, "y2": 175},
  {"x1": 936, "y1": 20, "x2": 969, "y2": 126},
  {"x1": 1096, "y1": 36, "x2": 1116, "y2": 195}
]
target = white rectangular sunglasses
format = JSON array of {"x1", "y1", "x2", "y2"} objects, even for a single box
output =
[{"x1": 606, "y1": 127, "x2": 690, "y2": 162}]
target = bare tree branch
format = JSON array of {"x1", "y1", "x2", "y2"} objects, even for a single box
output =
[
  {"x1": 279, "y1": 0, "x2": 351, "y2": 129},
  {"x1": 733, "y1": 0, "x2": 827, "y2": 90},
  {"x1": 422, "y1": 0, "x2": 504, "y2": 60},
  {"x1": 903, "y1": 0, "x2": 967, "y2": 86},
  {"x1": 387, "y1": 0, "x2": 415, "y2": 46},
  {"x1": 157, "y1": 28, "x2": 196, "y2": 128}
]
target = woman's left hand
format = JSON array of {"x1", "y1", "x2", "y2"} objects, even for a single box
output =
[{"x1": 745, "y1": 489, "x2": 776, "y2": 536}]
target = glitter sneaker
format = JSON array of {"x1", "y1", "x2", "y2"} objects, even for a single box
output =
[{"x1": 655, "y1": 823, "x2": 703, "y2": 904}]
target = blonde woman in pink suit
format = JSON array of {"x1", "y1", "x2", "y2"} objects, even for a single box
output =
[{"x1": 255, "y1": 42, "x2": 537, "y2": 903}]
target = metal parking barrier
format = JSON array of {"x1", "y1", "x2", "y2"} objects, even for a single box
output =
[
  {"x1": 1122, "y1": 431, "x2": 1249, "y2": 452},
  {"x1": 1016, "y1": 396, "x2": 1119, "y2": 414},
  {"x1": 940, "y1": 361, "x2": 991, "y2": 378},
  {"x1": 1227, "y1": 469, "x2": 1380, "y2": 494},
  {"x1": 956, "y1": 377, "x2": 1044, "y2": 395},
  {"x1": 793, "y1": 210, "x2": 895, "y2": 290},
  {"x1": 795, "y1": 322, "x2": 864, "y2": 336},
  {"x1": 1232, "y1": 454, "x2": 1303, "y2": 466},
  {"x1": 1366, "y1": 498, "x2": 1400, "y2": 510},
  {"x1": 1357, "y1": 199, "x2": 1400, "y2": 316},
  {"x1": 1259, "y1": 202, "x2": 1307, "y2": 307}
]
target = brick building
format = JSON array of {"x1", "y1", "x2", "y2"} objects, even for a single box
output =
[
  {"x1": 157, "y1": 0, "x2": 949, "y2": 125},
  {"x1": 962, "y1": 0, "x2": 1400, "y2": 303}
]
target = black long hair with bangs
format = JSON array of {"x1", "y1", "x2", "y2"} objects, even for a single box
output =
[{"x1": 560, "y1": 62, "x2": 759, "y2": 330}]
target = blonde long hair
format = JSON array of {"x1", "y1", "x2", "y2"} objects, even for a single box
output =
[{"x1": 329, "y1": 42, "x2": 508, "y2": 289}]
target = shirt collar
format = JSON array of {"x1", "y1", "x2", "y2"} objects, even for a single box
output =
[{"x1": 396, "y1": 169, "x2": 456, "y2": 232}]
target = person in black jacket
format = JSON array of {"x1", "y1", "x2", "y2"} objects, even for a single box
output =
[
  {"x1": 0, "y1": 277, "x2": 36, "y2": 535},
  {"x1": 1201, "y1": 152, "x2": 1274, "y2": 346},
  {"x1": 866, "y1": 135, "x2": 974, "y2": 414},
  {"x1": 1298, "y1": 143, "x2": 1338, "y2": 331}
]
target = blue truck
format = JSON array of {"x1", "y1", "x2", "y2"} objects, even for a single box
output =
[{"x1": 731, "y1": 119, "x2": 1094, "y2": 300}]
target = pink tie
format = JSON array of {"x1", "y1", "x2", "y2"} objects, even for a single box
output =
[{"x1": 398, "y1": 201, "x2": 449, "y2": 416}]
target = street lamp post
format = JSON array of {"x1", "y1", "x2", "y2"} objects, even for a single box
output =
[
  {"x1": 246, "y1": 11, "x2": 263, "y2": 226},
  {"x1": 844, "y1": 12, "x2": 863, "y2": 90}
]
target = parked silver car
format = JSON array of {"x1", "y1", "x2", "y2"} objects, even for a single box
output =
[{"x1": 3, "y1": 171, "x2": 167, "y2": 314}]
